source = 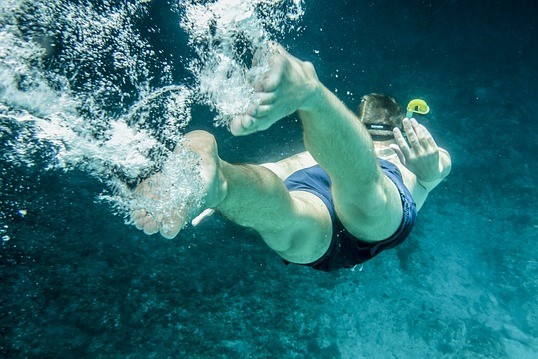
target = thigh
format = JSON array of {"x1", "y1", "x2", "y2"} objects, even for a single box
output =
[
  {"x1": 331, "y1": 169, "x2": 404, "y2": 242},
  {"x1": 260, "y1": 191, "x2": 333, "y2": 265}
]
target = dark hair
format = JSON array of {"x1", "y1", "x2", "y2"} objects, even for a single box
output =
[{"x1": 356, "y1": 94, "x2": 403, "y2": 139}]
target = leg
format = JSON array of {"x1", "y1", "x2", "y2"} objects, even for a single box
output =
[
  {"x1": 230, "y1": 44, "x2": 403, "y2": 241},
  {"x1": 297, "y1": 87, "x2": 403, "y2": 241},
  {"x1": 132, "y1": 131, "x2": 332, "y2": 264}
]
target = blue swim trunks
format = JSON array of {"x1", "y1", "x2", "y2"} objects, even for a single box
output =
[{"x1": 283, "y1": 159, "x2": 417, "y2": 272}]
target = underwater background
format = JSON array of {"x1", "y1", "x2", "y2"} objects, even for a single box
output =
[{"x1": 1, "y1": 0, "x2": 537, "y2": 358}]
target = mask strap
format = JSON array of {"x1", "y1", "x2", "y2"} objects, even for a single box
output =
[{"x1": 365, "y1": 123, "x2": 395, "y2": 132}]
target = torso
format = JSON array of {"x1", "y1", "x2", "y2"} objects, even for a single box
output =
[{"x1": 261, "y1": 151, "x2": 318, "y2": 180}]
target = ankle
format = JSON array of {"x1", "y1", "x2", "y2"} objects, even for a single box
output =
[
  {"x1": 298, "y1": 80, "x2": 327, "y2": 119},
  {"x1": 296, "y1": 61, "x2": 322, "y2": 113},
  {"x1": 302, "y1": 80, "x2": 323, "y2": 112}
]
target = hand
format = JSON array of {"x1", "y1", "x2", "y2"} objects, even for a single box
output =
[{"x1": 390, "y1": 118, "x2": 443, "y2": 183}]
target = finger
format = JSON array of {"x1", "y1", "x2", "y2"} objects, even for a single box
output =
[
  {"x1": 410, "y1": 118, "x2": 428, "y2": 134},
  {"x1": 389, "y1": 143, "x2": 406, "y2": 165},
  {"x1": 403, "y1": 118, "x2": 421, "y2": 151},
  {"x1": 416, "y1": 124, "x2": 433, "y2": 147},
  {"x1": 425, "y1": 132, "x2": 438, "y2": 149},
  {"x1": 418, "y1": 124, "x2": 438, "y2": 149},
  {"x1": 411, "y1": 119, "x2": 438, "y2": 150},
  {"x1": 192, "y1": 208, "x2": 215, "y2": 227},
  {"x1": 411, "y1": 121, "x2": 428, "y2": 145},
  {"x1": 393, "y1": 127, "x2": 412, "y2": 157},
  {"x1": 410, "y1": 118, "x2": 425, "y2": 138}
]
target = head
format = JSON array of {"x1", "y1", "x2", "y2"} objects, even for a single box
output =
[{"x1": 356, "y1": 93, "x2": 403, "y2": 142}]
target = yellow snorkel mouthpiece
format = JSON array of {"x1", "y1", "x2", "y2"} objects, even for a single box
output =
[{"x1": 406, "y1": 99, "x2": 430, "y2": 118}]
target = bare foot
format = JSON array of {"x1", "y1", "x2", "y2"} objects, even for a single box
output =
[
  {"x1": 131, "y1": 131, "x2": 227, "y2": 239},
  {"x1": 229, "y1": 43, "x2": 320, "y2": 136}
]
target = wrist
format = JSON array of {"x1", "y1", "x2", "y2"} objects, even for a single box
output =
[
  {"x1": 294, "y1": 58, "x2": 322, "y2": 113},
  {"x1": 416, "y1": 176, "x2": 441, "y2": 191},
  {"x1": 415, "y1": 162, "x2": 446, "y2": 187}
]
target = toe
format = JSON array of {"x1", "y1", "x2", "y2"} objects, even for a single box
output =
[
  {"x1": 143, "y1": 220, "x2": 160, "y2": 235},
  {"x1": 159, "y1": 208, "x2": 188, "y2": 239},
  {"x1": 230, "y1": 115, "x2": 255, "y2": 136},
  {"x1": 131, "y1": 209, "x2": 145, "y2": 221},
  {"x1": 257, "y1": 92, "x2": 276, "y2": 105},
  {"x1": 135, "y1": 214, "x2": 151, "y2": 230},
  {"x1": 251, "y1": 104, "x2": 272, "y2": 119},
  {"x1": 160, "y1": 222, "x2": 181, "y2": 239}
]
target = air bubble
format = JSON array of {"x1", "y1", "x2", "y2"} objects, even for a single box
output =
[{"x1": 1, "y1": 0, "x2": 304, "y2": 234}]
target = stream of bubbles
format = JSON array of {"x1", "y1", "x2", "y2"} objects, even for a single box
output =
[{"x1": 0, "y1": 0, "x2": 304, "y2": 240}]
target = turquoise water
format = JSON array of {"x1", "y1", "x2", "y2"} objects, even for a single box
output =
[{"x1": 1, "y1": 0, "x2": 537, "y2": 358}]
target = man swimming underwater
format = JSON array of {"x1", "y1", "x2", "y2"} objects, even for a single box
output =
[{"x1": 132, "y1": 43, "x2": 452, "y2": 272}]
